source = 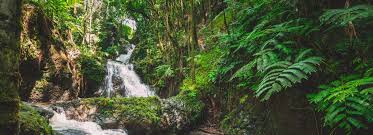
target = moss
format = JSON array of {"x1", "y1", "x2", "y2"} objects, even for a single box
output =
[
  {"x1": 19, "y1": 103, "x2": 53, "y2": 135},
  {"x1": 84, "y1": 97, "x2": 162, "y2": 128},
  {"x1": 79, "y1": 53, "x2": 106, "y2": 87},
  {"x1": 171, "y1": 90, "x2": 205, "y2": 123},
  {"x1": 220, "y1": 104, "x2": 266, "y2": 135},
  {"x1": 220, "y1": 109, "x2": 244, "y2": 135},
  {"x1": 32, "y1": 78, "x2": 49, "y2": 92},
  {"x1": 79, "y1": 94, "x2": 204, "y2": 134}
]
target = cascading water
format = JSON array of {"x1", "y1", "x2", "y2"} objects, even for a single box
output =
[
  {"x1": 50, "y1": 107, "x2": 127, "y2": 135},
  {"x1": 101, "y1": 44, "x2": 154, "y2": 97},
  {"x1": 48, "y1": 44, "x2": 154, "y2": 135}
]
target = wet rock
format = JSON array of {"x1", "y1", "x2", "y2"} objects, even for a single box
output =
[
  {"x1": 112, "y1": 74, "x2": 125, "y2": 97},
  {"x1": 54, "y1": 129, "x2": 89, "y2": 135},
  {"x1": 51, "y1": 99, "x2": 97, "y2": 121},
  {"x1": 51, "y1": 92, "x2": 204, "y2": 134},
  {"x1": 26, "y1": 103, "x2": 55, "y2": 119},
  {"x1": 220, "y1": 105, "x2": 266, "y2": 135},
  {"x1": 160, "y1": 93, "x2": 205, "y2": 133},
  {"x1": 96, "y1": 116, "x2": 120, "y2": 129}
]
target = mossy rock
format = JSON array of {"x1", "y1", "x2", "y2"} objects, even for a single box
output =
[
  {"x1": 19, "y1": 103, "x2": 53, "y2": 135},
  {"x1": 161, "y1": 90, "x2": 205, "y2": 133},
  {"x1": 52, "y1": 92, "x2": 205, "y2": 135},
  {"x1": 84, "y1": 96, "x2": 162, "y2": 134},
  {"x1": 220, "y1": 103, "x2": 267, "y2": 135}
]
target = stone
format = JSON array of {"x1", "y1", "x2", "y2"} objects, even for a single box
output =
[{"x1": 50, "y1": 93, "x2": 204, "y2": 134}]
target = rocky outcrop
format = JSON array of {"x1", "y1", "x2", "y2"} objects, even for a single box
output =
[
  {"x1": 111, "y1": 74, "x2": 126, "y2": 97},
  {"x1": 51, "y1": 93, "x2": 205, "y2": 134},
  {"x1": 51, "y1": 99, "x2": 97, "y2": 122},
  {"x1": 23, "y1": 103, "x2": 55, "y2": 119},
  {"x1": 20, "y1": 4, "x2": 82, "y2": 102},
  {"x1": 160, "y1": 94, "x2": 205, "y2": 133}
]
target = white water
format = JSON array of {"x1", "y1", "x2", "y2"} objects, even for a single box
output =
[
  {"x1": 49, "y1": 44, "x2": 153, "y2": 135},
  {"x1": 50, "y1": 107, "x2": 127, "y2": 135},
  {"x1": 46, "y1": 19, "x2": 146, "y2": 134},
  {"x1": 102, "y1": 44, "x2": 154, "y2": 97}
]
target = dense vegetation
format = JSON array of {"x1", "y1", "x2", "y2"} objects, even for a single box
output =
[
  {"x1": 0, "y1": 0, "x2": 372, "y2": 134},
  {"x1": 128, "y1": 0, "x2": 373, "y2": 134}
]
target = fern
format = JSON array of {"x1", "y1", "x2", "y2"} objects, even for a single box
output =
[
  {"x1": 230, "y1": 60, "x2": 256, "y2": 81},
  {"x1": 320, "y1": 5, "x2": 373, "y2": 26},
  {"x1": 254, "y1": 49, "x2": 278, "y2": 72},
  {"x1": 230, "y1": 48, "x2": 278, "y2": 82},
  {"x1": 155, "y1": 65, "x2": 175, "y2": 79},
  {"x1": 364, "y1": 68, "x2": 373, "y2": 77},
  {"x1": 256, "y1": 56, "x2": 322, "y2": 101},
  {"x1": 308, "y1": 76, "x2": 373, "y2": 134}
]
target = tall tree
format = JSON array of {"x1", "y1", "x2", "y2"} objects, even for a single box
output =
[{"x1": 0, "y1": 0, "x2": 22, "y2": 134}]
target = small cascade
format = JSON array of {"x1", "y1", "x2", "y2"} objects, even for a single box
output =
[
  {"x1": 48, "y1": 44, "x2": 154, "y2": 135},
  {"x1": 101, "y1": 44, "x2": 154, "y2": 97},
  {"x1": 49, "y1": 107, "x2": 127, "y2": 135}
]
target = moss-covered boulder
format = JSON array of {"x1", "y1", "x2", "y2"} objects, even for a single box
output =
[
  {"x1": 51, "y1": 92, "x2": 204, "y2": 134},
  {"x1": 19, "y1": 103, "x2": 53, "y2": 135},
  {"x1": 220, "y1": 105, "x2": 266, "y2": 135},
  {"x1": 161, "y1": 92, "x2": 205, "y2": 133},
  {"x1": 84, "y1": 96, "x2": 162, "y2": 134}
]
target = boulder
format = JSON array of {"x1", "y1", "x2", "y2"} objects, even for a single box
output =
[
  {"x1": 112, "y1": 74, "x2": 125, "y2": 97},
  {"x1": 24, "y1": 103, "x2": 55, "y2": 119},
  {"x1": 51, "y1": 92, "x2": 204, "y2": 134}
]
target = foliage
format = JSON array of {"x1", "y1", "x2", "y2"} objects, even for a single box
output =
[
  {"x1": 257, "y1": 56, "x2": 322, "y2": 100},
  {"x1": 19, "y1": 103, "x2": 53, "y2": 135},
  {"x1": 308, "y1": 75, "x2": 373, "y2": 134},
  {"x1": 124, "y1": 0, "x2": 372, "y2": 133},
  {"x1": 85, "y1": 97, "x2": 162, "y2": 127},
  {"x1": 320, "y1": 5, "x2": 373, "y2": 27},
  {"x1": 30, "y1": 0, "x2": 82, "y2": 31},
  {"x1": 199, "y1": 0, "x2": 372, "y2": 134},
  {"x1": 83, "y1": 95, "x2": 204, "y2": 133},
  {"x1": 78, "y1": 49, "x2": 106, "y2": 85},
  {"x1": 27, "y1": 0, "x2": 373, "y2": 134},
  {"x1": 154, "y1": 64, "x2": 175, "y2": 87},
  {"x1": 181, "y1": 47, "x2": 222, "y2": 92},
  {"x1": 213, "y1": 0, "x2": 324, "y2": 101}
]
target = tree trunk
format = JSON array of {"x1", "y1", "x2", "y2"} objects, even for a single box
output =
[
  {"x1": 0, "y1": 0, "x2": 22, "y2": 134},
  {"x1": 190, "y1": 0, "x2": 198, "y2": 83}
]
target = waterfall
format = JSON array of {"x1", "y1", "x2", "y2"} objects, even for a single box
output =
[
  {"x1": 48, "y1": 44, "x2": 153, "y2": 135},
  {"x1": 101, "y1": 44, "x2": 154, "y2": 97},
  {"x1": 50, "y1": 107, "x2": 127, "y2": 135}
]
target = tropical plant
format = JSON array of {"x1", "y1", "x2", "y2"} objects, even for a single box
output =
[
  {"x1": 256, "y1": 56, "x2": 322, "y2": 100},
  {"x1": 308, "y1": 75, "x2": 373, "y2": 134},
  {"x1": 320, "y1": 5, "x2": 373, "y2": 27}
]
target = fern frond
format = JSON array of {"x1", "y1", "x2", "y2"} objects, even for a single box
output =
[
  {"x1": 256, "y1": 57, "x2": 322, "y2": 101},
  {"x1": 364, "y1": 68, "x2": 373, "y2": 77},
  {"x1": 254, "y1": 49, "x2": 278, "y2": 72},
  {"x1": 230, "y1": 60, "x2": 256, "y2": 81},
  {"x1": 308, "y1": 77, "x2": 373, "y2": 134},
  {"x1": 295, "y1": 49, "x2": 313, "y2": 62},
  {"x1": 320, "y1": 5, "x2": 373, "y2": 26},
  {"x1": 155, "y1": 65, "x2": 174, "y2": 78}
]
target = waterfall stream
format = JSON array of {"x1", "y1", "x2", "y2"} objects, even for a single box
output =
[
  {"x1": 50, "y1": 107, "x2": 127, "y2": 135},
  {"x1": 49, "y1": 44, "x2": 153, "y2": 135},
  {"x1": 102, "y1": 44, "x2": 154, "y2": 97}
]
